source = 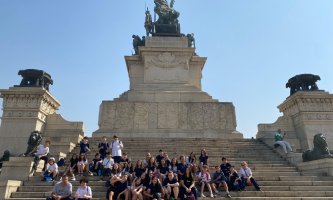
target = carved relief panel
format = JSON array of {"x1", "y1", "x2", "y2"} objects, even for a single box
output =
[
  {"x1": 144, "y1": 52, "x2": 190, "y2": 83},
  {"x1": 134, "y1": 103, "x2": 149, "y2": 129},
  {"x1": 157, "y1": 103, "x2": 178, "y2": 129},
  {"x1": 114, "y1": 103, "x2": 134, "y2": 130}
]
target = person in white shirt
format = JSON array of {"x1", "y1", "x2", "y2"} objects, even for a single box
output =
[
  {"x1": 43, "y1": 157, "x2": 58, "y2": 181},
  {"x1": 239, "y1": 161, "x2": 261, "y2": 191},
  {"x1": 77, "y1": 154, "x2": 88, "y2": 176},
  {"x1": 110, "y1": 135, "x2": 123, "y2": 163},
  {"x1": 197, "y1": 165, "x2": 214, "y2": 198},
  {"x1": 33, "y1": 140, "x2": 51, "y2": 171},
  {"x1": 74, "y1": 177, "x2": 92, "y2": 200},
  {"x1": 103, "y1": 152, "x2": 115, "y2": 176}
]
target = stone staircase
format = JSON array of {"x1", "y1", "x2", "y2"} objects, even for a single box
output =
[{"x1": 6, "y1": 138, "x2": 333, "y2": 200}]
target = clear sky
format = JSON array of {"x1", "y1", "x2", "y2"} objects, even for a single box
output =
[{"x1": 0, "y1": 0, "x2": 332, "y2": 138}]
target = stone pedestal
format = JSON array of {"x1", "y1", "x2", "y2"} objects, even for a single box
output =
[
  {"x1": 94, "y1": 102, "x2": 241, "y2": 138},
  {"x1": 0, "y1": 87, "x2": 60, "y2": 155},
  {"x1": 0, "y1": 157, "x2": 34, "y2": 181},
  {"x1": 0, "y1": 180, "x2": 22, "y2": 199},
  {"x1": 297, "y1": 158, "x2": 333, "y2": 176},
  {"x1": 257, "y1": 91, "x2": 333, "y2": 152},
  {"x1": 94, "y1": 36, "x2": 242, "y2": 138}
]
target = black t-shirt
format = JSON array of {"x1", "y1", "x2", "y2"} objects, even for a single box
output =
[
  {"x1": 147, "y1": 165, "x2": 156, "y2": 172},
  {"x1": 149, "y1": 183, "x2": 162, "y2": 194},
  {"x1": 70, "y1": 158, "x2": 78, "y2": 167},
  {"x1": 134, "y1": 167, "x2": 145, "y2": 177},
  {"x1": 158, "y1": 165, "x2": 169, "y2": 174},
  {"x1": 181, "y1": 175, "x2": 193, "y2": 188},
  {"x1": 163, "y1": 178, "x2": 178, "y2": 187},
  {"x1": 156, "y1": 155, "x2": 164, "y2": 164},
  {"x1": 199, "y1": 155, "x2": 208, "y2": 165},
  {"x1": 229, "y1": 171, "x2": 239, "y2": 184},
  {"x1": 121, "y1": 158, "x2": 129, "y2": 163},
  {"x1": 220, "y1": 163, "x2": 231, "y2": 177},
  {"x1": 98, "y1": 142, "x2": 109, "y2": 155},
  {"x1": 177, "y1": 163, "x2": 186, "y2": 175}
]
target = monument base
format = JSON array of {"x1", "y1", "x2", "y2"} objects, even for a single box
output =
[
  {"x1": 94, "y1": 101, "x2": 242, "y2": 139},
  {"x1": 297, "y1": 158, "x2": 333, "y2": 176},
  {"x1": 257, "y1": 91, "x2": 333, "y2": 152},
  {"x1": 0, "y1": 180, "x2": 21, "y2": 199}
]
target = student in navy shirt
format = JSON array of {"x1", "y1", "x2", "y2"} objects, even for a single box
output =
[
  {"x1": 180, "y1": 167, "x2": 198, "y2": 200},
  {"x1": 98, "y1": 136, "x2": 109, "y2": 159},
  {"x1": 146, "y1": 176, "x2": 164, "y2": 200},
  {"x1": 199, "y1": 149, "x2": 208, "y2": 165},
  {"x1": 163, "y1": 171, "x2": 179, "y2": 199},
  {"x1": 228, "y1": 165, "x2": 242, "y2": 191},
  {"x1": 220, "y1": 157, "x2": 231, "y2": 178},
  {"x1": 177, "y1": 156, "x2": 187, "y2": 179},
  {"x1": 155, "y1": 149, "x2": 164, "y2": 165},
  {"x1": 80, "y1": 137, "x2": 90, "y2": 155},
  {"x1": 89, "y1": 153, "x2": 103, "y2": 176},
  {"x1": 210, "y1": 166, "x2": 231, "y2": 198},
  {"x1": 158, "y1": 158, "x2": 170, "y2": 181},
  {"x1": 133, "y1": 160, "x2": 146, "y2": 178}
]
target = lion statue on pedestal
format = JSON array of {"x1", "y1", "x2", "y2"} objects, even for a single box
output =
[{"x1": 302, "y1": 133, "x2": 333, "y2": 162}]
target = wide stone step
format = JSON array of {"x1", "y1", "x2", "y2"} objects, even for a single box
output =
[
  {"x1": 229, "y1": 191, "x2": 333, "y2": 197},
  {"x1": 212, "y1": 198, "x2": 333, "y2": 200},
  {"x1": 17, "y1": 185, "x2": 333, "y2": 193},
  {"x1": 10, "y1": 190, "x2": 333, "y2": 198},
  {"x1": 7, "y1": 198, "x2": 333, "y2": 200},
  {"x1": 260, "y1": 181, "x2": 333, "y2": 186}
]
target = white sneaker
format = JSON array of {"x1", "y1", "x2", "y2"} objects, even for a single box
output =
[
  {"x1": 201, "y1": 194, "x2": 206, "y2": 198},
  {"x1": 70, "y1": 177, "x2": 76, "y2": 181},
  {"x1": 210, "y1": 194, "x2": 214, "y2": 198}
]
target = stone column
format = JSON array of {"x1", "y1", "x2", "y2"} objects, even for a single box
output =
[{"x1": 0, "y1": 87, "x2": 60, "y2": 155}]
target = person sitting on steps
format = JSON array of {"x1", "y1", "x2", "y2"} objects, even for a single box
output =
[
  {"x1": 239, "y1": 161, "x2": 262, "y2": 191},
  {"x1": 274, "y1": 128, "x2": 293, "y2": 155},
  {"x1": 33, "y1": 140, "x2": 51, "y2": 171},
  {"x1": 210, "y1": 165, "x2": 231, "y2": 198},
  {"x1": 197, "y1": 165, "x2": 214, "y2": 198}
]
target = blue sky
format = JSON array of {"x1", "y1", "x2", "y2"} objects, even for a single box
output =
[{"x1": 0, "y1": 0, "x2": 332, "y2": 138}]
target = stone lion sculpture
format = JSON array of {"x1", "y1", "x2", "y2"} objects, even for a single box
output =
[
  {"x1": 22, "y1": 130, "x2": 43, "y2": 157},
  {"x1": 302, "y1": 133, "x2": 333, "y2": 162}
]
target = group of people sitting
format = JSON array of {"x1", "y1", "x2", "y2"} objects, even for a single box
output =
[{"x1": 44, "y1": 135, "x2": 264, "y2": 200}]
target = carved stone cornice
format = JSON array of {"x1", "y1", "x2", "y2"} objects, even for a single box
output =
[
  {"x1": 278, "y1": 91, "x2": 333, "y2": 116},
  {"x1": 0, "y1": 87, "x2": 60, "y2": 122}
]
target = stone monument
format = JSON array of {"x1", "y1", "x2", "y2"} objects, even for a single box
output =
[
  {"x1": 0, "y1": 69, "x2": 84, "y2": 156},
  {"x1": 257, "y1": 74, "x2": 333, "y2": 152},
  {"x1": 93, "y1": 3, "x2": 242, "y2": 139}
]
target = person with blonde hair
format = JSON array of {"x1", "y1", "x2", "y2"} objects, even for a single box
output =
[{"x1": 239, "y1": 161, "x2": 261, "y2": 191}]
